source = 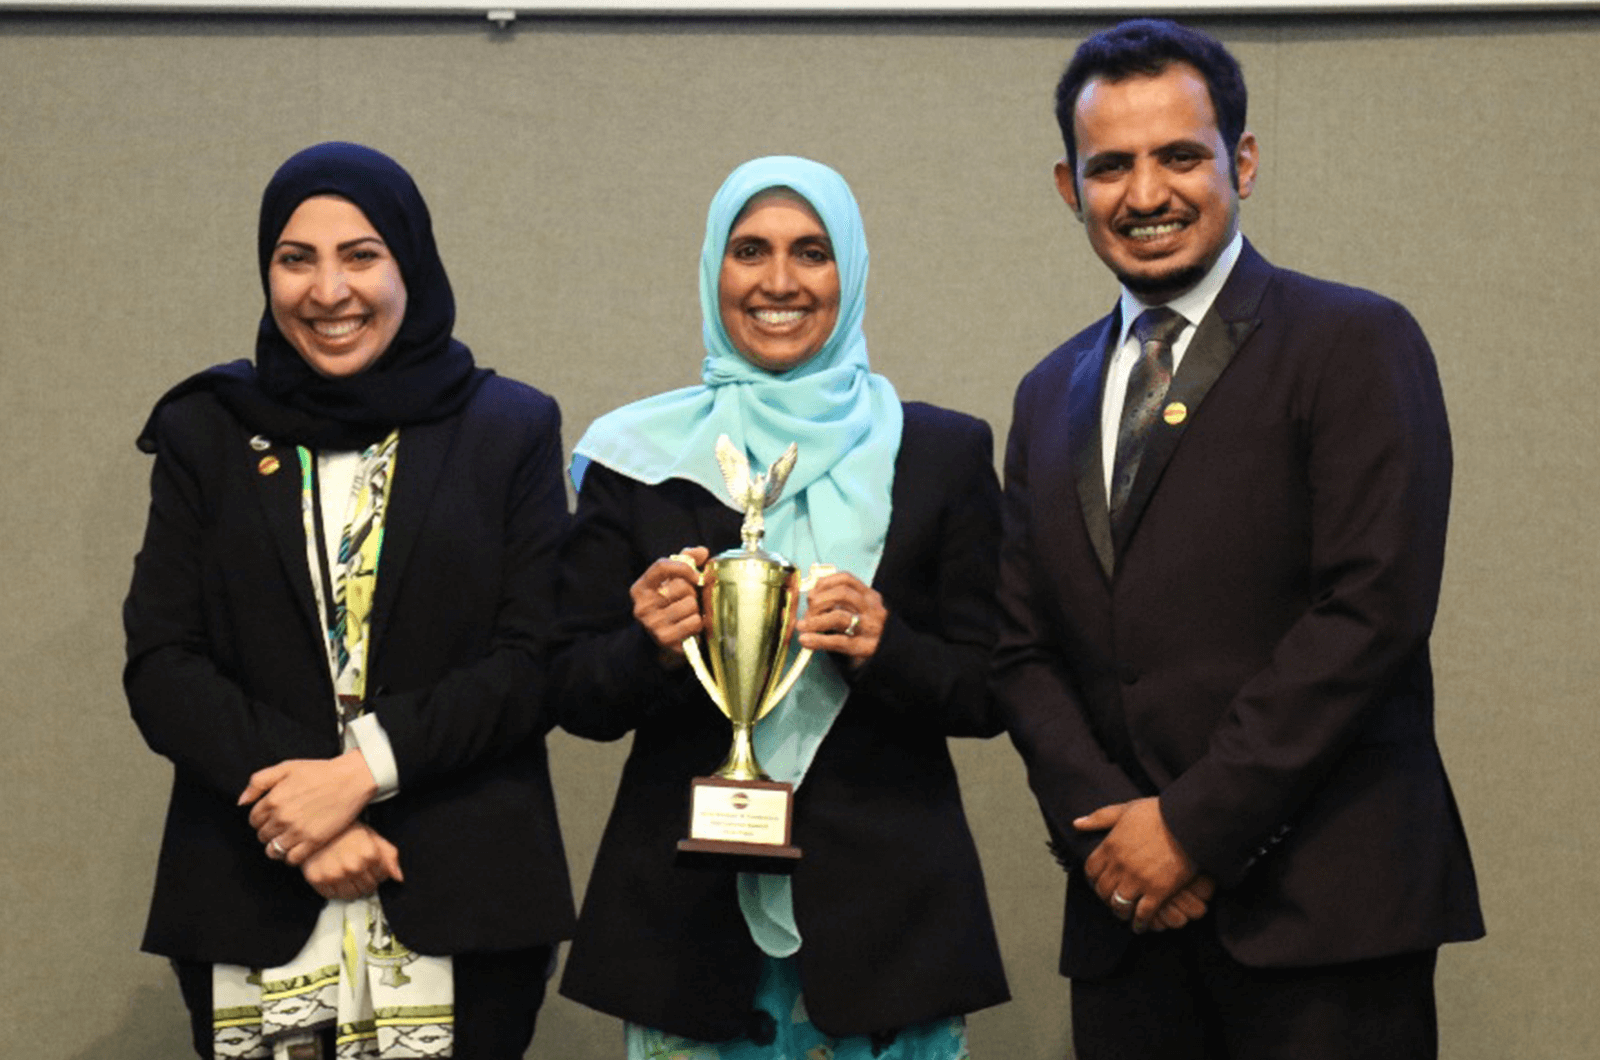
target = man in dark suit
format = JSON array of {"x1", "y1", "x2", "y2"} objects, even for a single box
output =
[{"x1": 994, "y1": 19, "x2": 1483, "y2": 1059}]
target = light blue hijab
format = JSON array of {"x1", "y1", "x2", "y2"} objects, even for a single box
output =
[{"x1": 572, "y1": 156, "x2": 903, "y2": 957}]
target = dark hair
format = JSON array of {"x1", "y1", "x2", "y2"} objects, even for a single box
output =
[{"x1": 1054, "y1": 19, "x2": 1248, "y2": 184}]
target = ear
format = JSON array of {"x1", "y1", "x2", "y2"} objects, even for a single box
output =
[
  {"x1": 1053, "y1": 159, "x2": 1084, "y2": 221},
  {"x1": 1233, "y1": 131, "x2": 1259, "y2": 200}
]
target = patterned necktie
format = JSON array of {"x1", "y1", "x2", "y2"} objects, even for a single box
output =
[{"x1": 1109, "y1": 306, "x2": 1187, "y2": 523}]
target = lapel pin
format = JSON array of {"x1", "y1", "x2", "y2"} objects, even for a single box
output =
[
  {"x1": 257, "y1": 455, "x2": 281, "y2": 476},
  {"x1": 1163, "y1": 402, "x2": 1188, "y2": 426},
  {"x1": 249, "y1": 435, "x2": 272, "y2": 452}
]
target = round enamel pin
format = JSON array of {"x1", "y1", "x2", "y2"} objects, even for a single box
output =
[
  {"x1": 1163, "y1": 402, "x2": 1188, "y2": 426},
  {"x1": 257, "y1": 455, "x2": 281, "y2": 476}
]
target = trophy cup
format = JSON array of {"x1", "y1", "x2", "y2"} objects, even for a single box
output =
[{"x1": 673, "y1": 435, "x2": 830, "y2": 867}]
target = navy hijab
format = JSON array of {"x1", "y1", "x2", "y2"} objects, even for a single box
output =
[{"x1": 139, "y1": 142, "x2": 486, "y2": 451}]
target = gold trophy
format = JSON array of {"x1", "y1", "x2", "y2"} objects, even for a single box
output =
[{"x1": 673, "y1": 435, "x2": 830, "y2": 866}]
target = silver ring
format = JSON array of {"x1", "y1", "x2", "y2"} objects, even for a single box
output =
[
  {"x1": 845, "y1": 613, "x2": 861, "y2": 637},
  {"x1": 1110, "y1": 892, "x2": 1136, "y2": 908},
  {"x1": 269, "y1": 838, "x2": 287, "y2": 858}
]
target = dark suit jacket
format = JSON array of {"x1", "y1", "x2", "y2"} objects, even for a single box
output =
[
  {"x1": 995, "y1": 241, "x2": 1483, "y2": 979},
  {"x1": 554, "y1": 402, "x2": 1010, "y2": 1041},
  {"x1": 124, "y1": 376, "x2": 575, "y2": 966}
]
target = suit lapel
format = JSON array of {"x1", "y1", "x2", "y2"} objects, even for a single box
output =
[
  {"x1": 254, "y1": 440, "x2": 324, "y2": 638},
  {"x1": 1110, "y1": 242, "x2": 1270, "y2": 560},
  {"x1": 1071, "y1": 314, "x2": 1119, "y2": 580},
  {"x1": 369, "y1": 414, "x2": 461, "y2": 662}
]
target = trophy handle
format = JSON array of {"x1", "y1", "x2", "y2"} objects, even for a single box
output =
[
  {"x1": 667, "y1": 553, "x2": 727, "y2": 714},
  {"x1": 682, "y1": 635, "x2": 726, "y2": 714},
  {"x1": 756, "y1": 645, "x2": 812, "y2": 722},
  {"x1": 752, "y1": 563, "x2": 837, "y2": 722},
  {"x1": 667, "y1": 552, "x2": 707, "y2": 582},
  {"x1": 801, "y1": 563, "x2": 837, "y2": 590}
]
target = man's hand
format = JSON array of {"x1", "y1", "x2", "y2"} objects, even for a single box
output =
[
  {"x1": 1075, "y1": 796, "x2": 1201, "y2": 933},
  {"x1": 240, "y1": 749, "x2": 379, "y2": 866},
  {"x1": 1150, "y1": 874, "x2": 1216, "y2": 932},
  {"x1": 301, "y1": 823, "x2": 403, "y2": 901}
]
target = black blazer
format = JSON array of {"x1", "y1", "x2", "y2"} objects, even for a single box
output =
[
  {"x1": 554, "y1": 402, "x2": 1010, "y2": 1041},
  {"x1": 124, "y1": 376, "x2": 575, "y2": 966},
  {"x1": 995, "y1": 242, "x2": 1483, "y2": 978}
]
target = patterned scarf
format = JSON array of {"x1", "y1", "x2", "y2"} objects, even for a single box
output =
[{"x1": 212, "y1": 431, "x2": 455, "y2": 1059}]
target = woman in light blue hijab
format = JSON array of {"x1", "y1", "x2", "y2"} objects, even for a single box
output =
[{"x1": 555, "y1": 156, "x2": 1010, "y2": 1059}]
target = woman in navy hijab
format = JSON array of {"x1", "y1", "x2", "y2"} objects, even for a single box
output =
[{"x1": 125, "y1": 142, "x2": 573, "y2": 1059}]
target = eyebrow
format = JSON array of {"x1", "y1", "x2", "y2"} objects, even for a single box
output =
[
  {"x1": 273, "y1": 236, "x2": 387, "y2": 253},
  {"x1": 1085, "y1": 138, "x2": 1215, "y2": 163},
  {"x1": 1156, "y1": 138, "x2": 1215, "y2": 155},
  {"x1": 1080, "y1": 151, "x2": 1128, "y2": 173},
  {"x1": 728, "y1": 233, "x2": 832, "y2": 246}
]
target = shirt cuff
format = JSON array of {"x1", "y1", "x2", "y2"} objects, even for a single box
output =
[{"x1": 346, "y1": 713, "x2": 400, "y2": 802}]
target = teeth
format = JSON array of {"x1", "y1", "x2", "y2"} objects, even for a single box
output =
[
  {"x1": 312, "y1": 318, "x2": 363, "y2": 338},
  {"x1": 1127, "y1": 222, "x2": 1184, "y2": 240},
  {"x1": 753, "y1": 309, "x2": 805, "y2": 326}
]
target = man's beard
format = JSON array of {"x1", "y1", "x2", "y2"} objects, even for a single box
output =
[{"x1": 1115, "y1": 260, "x2": 1208, "y2": 304}]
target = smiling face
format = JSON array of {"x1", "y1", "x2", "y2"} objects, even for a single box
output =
[
  {"x1": 717, "y1": 193, "x2": 841, "y2": 373},
  {"x1": 268, "y1": 195, "x2": 407, "y2": 378},
  {"x1": 1056, "y1": 61, "x2": 1257, "y2": 304}
]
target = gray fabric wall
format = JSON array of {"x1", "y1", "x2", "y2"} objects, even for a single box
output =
[{"x1": 2, "y1": 11, "x2": 1594, "y2": 1058}]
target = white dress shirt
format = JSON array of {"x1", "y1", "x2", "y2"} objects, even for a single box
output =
[{"x1": 1099, "y1": 231, "x2": 1245, "y2": 500}]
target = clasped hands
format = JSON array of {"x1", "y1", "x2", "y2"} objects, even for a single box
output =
[
  {"x1": 239, "y1": 748, "x2": 402, "y2": 901},
  {"x1": 1075, "y1": 796, "x2": 1214, "y2": 934},
  {"x1": 630, "y1": 546, "x2": 887, "y2": 668}
]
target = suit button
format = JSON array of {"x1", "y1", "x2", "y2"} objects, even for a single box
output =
[{"x1": 1119, "y1": 666, "x2": 1139, "y2": 685}]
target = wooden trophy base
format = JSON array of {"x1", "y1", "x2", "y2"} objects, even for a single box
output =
[{"x1": 676, "y1": 775, "x2": 802, "y2": 873}]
